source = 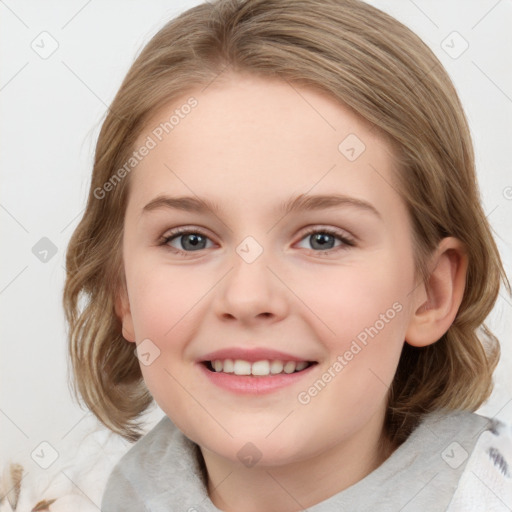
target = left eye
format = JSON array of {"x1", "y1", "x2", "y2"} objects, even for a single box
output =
[{"x1": 296, "y1": 229, "x2": 352, "y2": 251}]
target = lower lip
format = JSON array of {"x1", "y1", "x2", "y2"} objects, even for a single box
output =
[{"x1": 198, "y1": 363, "x2": 316, "y2": 394}]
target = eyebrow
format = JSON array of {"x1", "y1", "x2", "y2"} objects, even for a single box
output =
[{"x1": 142, "y1": 193, "x2": 381, "y2": 219}]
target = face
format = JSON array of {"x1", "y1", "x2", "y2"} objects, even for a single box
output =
[{"x1": 118, "y1": 72, "x2": 420, "y2": 468}]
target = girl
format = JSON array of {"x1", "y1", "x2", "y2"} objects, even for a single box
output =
[{"x1": 63, "y1": 0, "x2": 511, "y2": 510}]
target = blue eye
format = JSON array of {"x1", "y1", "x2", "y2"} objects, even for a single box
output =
[
  {"x1": 296, "y1": 228, "x2": 354, "y2": 253},
  {"x1": 162, "y1": 229, "x2": 214, "y2": 253}
]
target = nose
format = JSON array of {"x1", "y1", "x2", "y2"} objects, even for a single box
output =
[{"x1": 214, "y1": 246, "x2": 289, "y2": 326}]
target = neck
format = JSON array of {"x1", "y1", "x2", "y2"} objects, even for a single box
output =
[{"x1": 201, "y1": 410, "x2": 396, "y2": 512}]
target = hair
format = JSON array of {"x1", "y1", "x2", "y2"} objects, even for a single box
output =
[{"x1": 63, "y1": 0, "x2": 509, "y2": 444}]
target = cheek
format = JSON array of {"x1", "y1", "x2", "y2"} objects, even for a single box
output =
[
  {"x1": 126, "y1": 264, "x2": 204, "y2": 419},
  {"x1": 126, "y1": 262, "x2": 214, "y2": 395},
  {"x1": 126, "y1": 262, "x2": 211, "y2": 340},
  {"x1": 293, "y1": 265, "x2": 408, "y2": 427},
  {"x1": 294, "y1": 256, "x2": 411, "y2": 350}
]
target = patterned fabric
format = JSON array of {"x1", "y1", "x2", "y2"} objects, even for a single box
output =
[{"x1": 447, "y1": 418, "x2": 512, "y2": 511}]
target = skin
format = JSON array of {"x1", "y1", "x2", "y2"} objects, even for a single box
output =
[{"x1": 116, "y1": 72, "x2": 468, "y2": 511}]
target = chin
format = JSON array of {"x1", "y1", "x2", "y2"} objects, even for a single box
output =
[{"x1": 194, "y1": 425, "x2": 314, "y2": 468}]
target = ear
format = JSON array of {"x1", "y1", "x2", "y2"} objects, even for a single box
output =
[
  {"x1": 405, "y1": 237, "x2": 468, "y2": 348},
  {"x1": 115, "y1": 286, "x2": 136, "y2": 343}
]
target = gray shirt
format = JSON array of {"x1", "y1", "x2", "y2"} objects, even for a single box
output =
[{"x1": 101, "y1": 410, "x2": 504, "y2": 511}]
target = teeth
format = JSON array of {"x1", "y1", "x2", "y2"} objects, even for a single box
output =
[
  {"x1": 283, "y1": 361, "x2": 296, "y2": 374},
  {"x1": 223, "y1": 359, "x2": 234, "y2": 373},
  {"x1": 251, "y1": 360, "x2": 270, "y2": 376},
  {"x1": 233, "y1": 360, "x2": 251, "y2": 375},
  {"x1": 209, "y1": 359, "x2": 310, "y2": 376},
  {"x1": 270, "y1": 360, "x2": 284, "y2": 374}
]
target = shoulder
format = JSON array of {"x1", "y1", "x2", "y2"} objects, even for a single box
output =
[
  {"x1": 446, "y1": 412, "x2": 512, "y2": 511},
  {"x1": 373, "y1": 410, "x2": 507, "y2": 510},
  {"x1": 415, "y1": 408, "x2": 494, "y2": 442},
  {"x1": 409, "y1": 409, "x2": 509, "y2": 476},
  {"x1": 100, "y1": 415, "x2": 192, "y2": 512},
  {"x1": 399, "y1": 408, "x2": 495, "y2": 464},
  {"x1": 293, "y1": 410, "x2": 507, "y2": 511}
]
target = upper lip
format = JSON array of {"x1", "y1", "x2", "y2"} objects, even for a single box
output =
[{"x1": 199, "y1": 348, "x2": 315, "y2": 363}]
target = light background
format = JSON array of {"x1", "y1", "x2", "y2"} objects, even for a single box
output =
[{"x1": 1, "y1": 0, "x2": 511, "y2": 474}]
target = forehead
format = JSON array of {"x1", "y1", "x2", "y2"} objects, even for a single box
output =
[{"x1": 129, "y1": 73, "x2": 402, "y2": 220}]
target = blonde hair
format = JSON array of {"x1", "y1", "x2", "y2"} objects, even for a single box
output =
[{"x1": 64, "y1": 0, "x2": 509, "y2": 443}]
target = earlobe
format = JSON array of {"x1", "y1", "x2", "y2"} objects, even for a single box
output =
[
  {"x1": 405, "y1": 237, "x2": 468, "y2": 348},
  {"x1": 115, "y1": 288, "x2": 136, "y2": 343}
]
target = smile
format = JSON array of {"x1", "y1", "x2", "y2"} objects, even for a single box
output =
[
  {"x1": 199, "y1": 359, "x2": 318, "y2": 394},
  {"x1": 204, "y1": 359, "x2": 313, "y2": 376}
]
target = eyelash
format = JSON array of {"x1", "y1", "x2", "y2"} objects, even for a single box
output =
[{"x1": 159, "y1": 226, "x2": 356, "y2": 257}]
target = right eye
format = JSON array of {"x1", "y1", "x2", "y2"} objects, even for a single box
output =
[{"x1": 161, "y1": 228, "x2": 215, "y2": 255}]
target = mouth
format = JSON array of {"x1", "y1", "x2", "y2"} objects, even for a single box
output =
[
  {"x1": 202, "y1": 359, "x2": 317, "y2": 376},
  {"x1": 197, "y1": 348, "x2": 319, "y2": 394}
]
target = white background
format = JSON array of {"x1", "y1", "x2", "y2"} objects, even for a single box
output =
[{"x1": 1, "y1": 0, "x2": 511, "y2": 480}]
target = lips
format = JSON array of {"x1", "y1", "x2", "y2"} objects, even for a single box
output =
[
  {"x1": 200, "y1": 347, "x2": 315, "y2": 364},
  {"x1": 198, "y1": 357, "x2": 317, "y2": 395},
  {"x1": 198, "y1": 348, "x2": 317, "y2": 378}
]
